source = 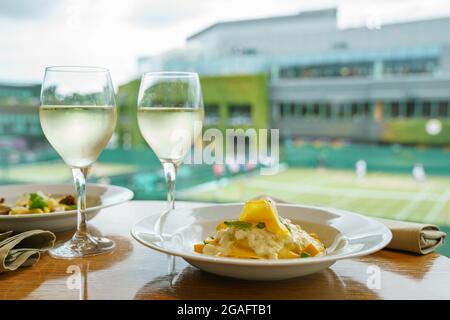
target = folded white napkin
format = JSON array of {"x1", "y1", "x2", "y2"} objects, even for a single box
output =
[{"x1": 0, "y1": 230, "x2": 56, "y2": 273}]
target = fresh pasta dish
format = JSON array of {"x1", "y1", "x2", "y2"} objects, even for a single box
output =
[
  {"x1": 0, "y1": 192, "x2": 76, "y2": 215},
  {"x1": 194, "y1": 198, "x2": 326, "y2": 259}
]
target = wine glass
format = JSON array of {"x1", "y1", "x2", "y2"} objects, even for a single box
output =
[
  {"x1": 40, "y1": 66, "x2": 117, "y2": 259},
  {"x1": 137, "y1": 72, "x2": 204, "y2": 236}
]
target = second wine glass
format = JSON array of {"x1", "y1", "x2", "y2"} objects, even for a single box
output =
[{"x1": 137, "y1": 72, "x2": 204, "y2": 235}]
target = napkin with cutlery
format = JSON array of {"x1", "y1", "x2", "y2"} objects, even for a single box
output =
[
  {"x1": 255, "y1": 195, "x2": 446, "y2": 255},
  {"x1": 0, "y1": 230, "x2": 56, "y2": 273},
  {"x1": 376, "y1": 217, "x2": 446, "y2": 254}
]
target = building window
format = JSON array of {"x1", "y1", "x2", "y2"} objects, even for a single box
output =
[
  {"x1": 204, "y1": 104, "x2": 220, "y2": 125},
  {"x1": 309, "y1": 103, "x2": 319, "y2": 117},
  {"x1": 228, "y1": 104, "x2": 252, "y2": 125},
  {"x1": 324, "y1": 103, "x2": 332, "y2": 118},
  {"x1": 279, "y1": 62, "x2": 373, "y2": 79},
  {"x1": 278, "y1": 103, "x2": 284, "y2": 118},
  {"x1": 338, "y1": 104, "x2": 347, "y2": 118},
  {"x1": 273, "y1": 104, "x2": 280, "y2": 120},
  {"x1": 438, "y1": 101, "x2": 449, "y2": 117},
  {"x1": 289, "y1": 103, "x2": 296, "y2": 117},
  {"x1": 391, "y1": 101, "x2": 400, "y2": 118},
  {"x1": 383, "y1": 58, "x2": 438, "y2": 75},
  {"x1": 405, "y1": 100, "x2": 415, "y2": 118},
  {"x1": 363, "y1": 102, "x2": 370, "y2": 116},
  {"x1": 347, "y1": 102, "x2": 370, "y2": 118},
  {"x1": 422, "y1": 101, "x2": 432, "y2": 118},
  {"x1": 300, "y1": 104, "x2": 308, "y2": 117},
  {"x1": 280, "y1": 68, "x2": 298, "y2": 78},
  {"x1": 351, "y1": 103, "x2": 359, "y2": 118}
]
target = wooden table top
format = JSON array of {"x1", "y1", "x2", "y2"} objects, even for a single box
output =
[{"x1": 1, "y1": 200, "x2": 449, "y2": 300}]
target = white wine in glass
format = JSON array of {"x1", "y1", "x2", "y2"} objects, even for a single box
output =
[
  {"x1": 40, "y1": 105, "x2": 116, "y2": 168},
  {"x1": 137, "y1": 72, "x2": 204, "y2": 234},
  {"x1": 40, "y1": 66, "x2": 117, "y2": 259},
  {"x1": 138, "y1": 107, "x2": 203, "y2": 164}
]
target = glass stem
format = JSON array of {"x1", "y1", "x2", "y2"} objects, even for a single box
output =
[
  {"x1": 163, "y1": 162, "x2": 177, "y2": 211},
  {"x1": 162, "y1": 161, "x2": 177, "y2": 274},
  {"x1": 167, "y1": 255, "x2": 176, "y2": 275},
  {"x1": 72, "y1": 167, "x2": 88, "y2": 241},
  {"x1": 155, "y1": 162, "x2": 177, "y2": 237}
]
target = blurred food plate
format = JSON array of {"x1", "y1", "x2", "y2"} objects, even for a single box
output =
[
  {"x1": 132, "y1": 203, "x2": 392, "y2": 280},
  {"x1": 0, "y1": 183, "x2": 133, "y2": 232}
]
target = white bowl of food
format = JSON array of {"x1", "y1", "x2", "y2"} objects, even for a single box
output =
[
  {"x1": 0, "y1": 183, "x2": 133, "y2": 232},
  {"x1": 131, "y1": 198, "x2": 392, "y2": 280}
]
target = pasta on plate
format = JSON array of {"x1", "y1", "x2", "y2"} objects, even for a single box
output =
[
  {"x1": 0, "y1": 191, "x2": 76, "y2": 215},
  {"x1": 194, "y1": 198, "x2": 326, "y2": 259}
]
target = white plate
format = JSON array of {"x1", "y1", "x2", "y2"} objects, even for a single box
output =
[
  {"x1": 0, "y1": 183, "x2": 134, "y2": 232},
  {"x1": 131, "y1": 203, "x2": 392, "y2": 280}
]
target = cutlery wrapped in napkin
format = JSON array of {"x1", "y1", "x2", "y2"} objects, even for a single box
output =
[
  {"x1": 375, "y1": 218, "x2": 446, "y2": 255},
  {"x1": 0, "y1": 230, "x2": 56, "y2": 273},
  {"x1": 254, "y1": 195, "x2": 446, "y2": 255}
]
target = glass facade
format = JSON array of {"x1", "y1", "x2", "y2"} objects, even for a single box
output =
[
  {"x1": 276, "y1": 100, "x2": 450, "y2": 120},
  {"x1": 383, "y1": 58, "x2": 439, "y2": 75},
  {"x1": 384, "y1": 100, "x2": 449, "y2": 118},
  {"x1": 277, "y1": 101, "x2": 370, "y2": 119},
  {"x1": 0, "y1": 85, "x2": 40, "y2": 106},
  {"x1": 278, "y1": 56, "x2": 439, "y2": 79},
  {"x1": 280, "y1": 62, "x2": 374, "y2": 79}
]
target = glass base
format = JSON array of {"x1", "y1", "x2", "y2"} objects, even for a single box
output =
[{"x1": 48, "y1": 234, "x2": 115, "y2": 259}]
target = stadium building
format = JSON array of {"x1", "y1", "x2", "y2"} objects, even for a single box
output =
[
  {"x1": 0, "y1": 84, "x2": 48, "y2": 165},
  {"x1": 133, "y1": 8, "x2": 450, "y2": 145}
]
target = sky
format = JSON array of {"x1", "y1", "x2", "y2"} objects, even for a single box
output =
[{"x1": 1, "y1": 0, "x2": 450, "y2": 86}]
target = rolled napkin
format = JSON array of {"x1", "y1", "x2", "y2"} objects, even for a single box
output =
[
  {"x1": 375, "y1": 218, "x2": 446, "y2": 255},
  {"x1": 0, "y1": 230, "x2": 56, "y2": 273},
  {"x1": 254, "y1": 195, "x2": 447, "y2": 255}
]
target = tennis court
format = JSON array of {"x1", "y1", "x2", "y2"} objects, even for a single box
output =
[
  {"x1": 0, "y1": 161, "x2": 139, "y2": 184},
  {"x1": 180, "y1": 167, "x2": 450, "y2": 226}
]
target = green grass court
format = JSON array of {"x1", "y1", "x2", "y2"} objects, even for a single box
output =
[
  {"x1": 4, "y1": 161, "x2": 449, "y2": 227},
  {"x1": 180, "y1": 168, "x2": 450, "y2": 226},
  {"x1": 0, "y1": 161, "x2": 138, "y2": 183}
]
